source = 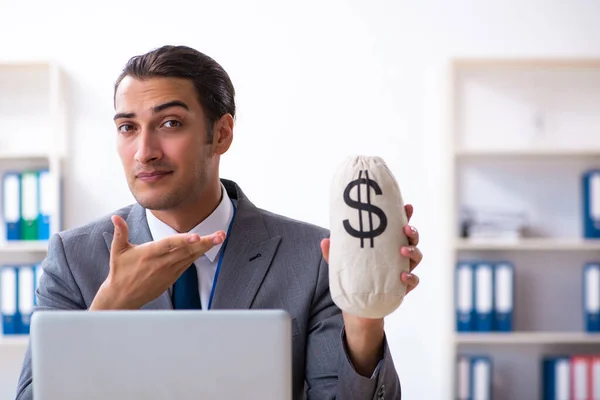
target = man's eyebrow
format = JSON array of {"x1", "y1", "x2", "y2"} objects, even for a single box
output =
[
  {"x1": 113, "y1": 112, "x2": 135, "y2": 121},
  {"x1": 113, "y1": 100, "x2": 190, "y2": 121},
  {"x1": 153, "y1": 100, "x2": 190, "y2": 113}
]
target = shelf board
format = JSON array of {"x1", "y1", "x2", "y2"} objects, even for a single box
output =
[
  {"x1": 0, "y1": 335, "x2": 29, "y2": 347},
  {"x1": 453, "y1": 58, "x2": 600, "y2": 69},
  {"x1": 455, "y1": 237, "x2": 600, "y2": 251},
  {"x1": 456, "y1": 332, "x2": 600, "y2": 344},
  {"x1": 0, "y1": 241, "x2": 49, "y2": 253},
  {"x1": 0, "y1": 152, "x2": 52, "y2": 161},
  {"x1": 0, "y1": 60, "x2": 52, "y2": 67},
  {"x1": 454, "y1": 148, "x2": 600, "y2": 159}
]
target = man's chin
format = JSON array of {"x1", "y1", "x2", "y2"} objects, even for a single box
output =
[{"x1": 132, "y1": 193, "x2": 179, "y2": 211}]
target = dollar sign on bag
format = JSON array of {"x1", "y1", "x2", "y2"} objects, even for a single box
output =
[{"x1": 343, "y1": 170, "x2": 388, "y2": 248}]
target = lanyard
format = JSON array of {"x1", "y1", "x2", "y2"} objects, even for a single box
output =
[{"x1": 207, "y1": 199, "x2": 237, "y2": 310}]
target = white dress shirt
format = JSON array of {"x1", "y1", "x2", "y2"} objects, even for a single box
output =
[{"x1": 145, "y1": 184, "x2": 234, "y2": 309}]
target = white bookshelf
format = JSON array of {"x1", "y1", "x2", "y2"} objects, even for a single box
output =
[
  {"x1": 449, "y1": 58, "x2": 600, "y2": 399},
  {"x1": 0, "y1": 61, "x2": 67, "y2": 397}
]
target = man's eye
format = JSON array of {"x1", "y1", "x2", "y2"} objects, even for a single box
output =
[
  {"x1": 118, "y1": 124, "x2": 134, "y2": 133},
  {"x1": 163, "y1": 120, "x2": 182, "y2": 128}
]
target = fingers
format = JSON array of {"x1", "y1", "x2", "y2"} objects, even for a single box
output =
[
  {"x1": 401, "y1": 245, "x2": 423, "y2": 272},
  {"x1": 111, "y1": 215, "x2": 131, "y2": 253},
  {"x1": 189, "y1": 231, "x2": 226, "y2": 256},
  {"x1": 153, "y1": 231, "x2": 220, "y2": 255},
  {"x1": 401, "y1": 209, "x2": 421, "y2": 272},
  {"x1": 320, "y1": 238, "x2": 330, "y2": 264},
  {"x1": 401, "y1": 271, "x2": 420, "y2": 295},
  {"x1": 160, "y1": 231, "x2": 226, "y2": 268},
  {"x1": 403, "y1": 224, "x2": 419, "y2": 246},
  {"x1": 404, "y1": 204, "x2": 414, "y2": 223}
]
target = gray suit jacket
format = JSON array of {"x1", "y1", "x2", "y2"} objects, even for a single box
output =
[{"x1": 15, "y1": 179, "x2": 401, "y2": 400}]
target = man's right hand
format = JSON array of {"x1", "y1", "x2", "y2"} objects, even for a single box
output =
[{"x1": 89, "y1": 215, "x2": 226, "y2": 311}]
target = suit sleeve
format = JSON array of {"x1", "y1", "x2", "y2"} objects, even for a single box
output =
[
  {"x1": 15, "y1": 233, "x2": 87, "y2": 400},
  {"x1": 304, "y1": 256, "x2": 401, "y2": 400}
]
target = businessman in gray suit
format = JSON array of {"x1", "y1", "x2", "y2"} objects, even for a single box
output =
[{"x1": 15, "y1": 45, "x2": 423, "y2": 400}]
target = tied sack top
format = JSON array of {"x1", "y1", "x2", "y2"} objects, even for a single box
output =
[{"x1": 328, "y1": 155, "x2": 409, "y2": 319}]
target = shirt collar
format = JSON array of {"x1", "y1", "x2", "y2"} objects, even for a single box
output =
[{"x1": 145, "y1": 183, "x2": 233, "y2": 263}]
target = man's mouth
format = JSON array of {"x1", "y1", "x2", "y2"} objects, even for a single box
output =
[{"x1": 136, "y1": 171, "x2": 173, "y2": 182}]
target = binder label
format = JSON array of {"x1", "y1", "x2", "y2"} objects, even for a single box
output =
[
  {"x1": 495, "y1": 264, "x2": 513, "y2": 313},
  {"x1": 457, "y1": 357, "x2": 470, "y2": 400},
  {"x1": 573, "y1": 358, "x2": 588, "y2": 399},
  {"x1": 39, "y1": 170, "x2": 53, "y2": 216},
  {"x1": 586, "y1": 266, "x2": 600, "y2": 313},
  {"x1": 1, "y1": 268, "x2": 16, "y2": 315},
  {"x1": 476, "y1": 265, "x2": 493, "y2": 313},
  {"x1": 592, "y1": 174, "x2": 600, "y2": 220},
  {"x1": 19, "y1": 266, "x2": 34, "y2": 315},
  {"x1": 593, "y1": 358, "x2": 600, "y2": 400},
  {"x1": 22, "y1": 172, "x2": 38, "y2": 220},
  {"x1": 472, "y1": 359, "x2": 490, "y2": 400},
  {"x1": 458, "y1": 265, "x2": 473, "y2": 313},
  {"x1": 556, "y1": 359, "x2": 570, "y2": 400},
  {"x1": 3, "y1": 174, "x2": 20, "y2": 222}
]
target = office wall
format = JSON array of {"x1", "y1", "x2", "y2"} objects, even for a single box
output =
[{"x1": 1, "y1": 0, "x2": 599, "y2": 398}]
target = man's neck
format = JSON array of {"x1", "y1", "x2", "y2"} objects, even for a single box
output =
[{"x1": 150, "y1": 183, "x2": 222, "y2": 233}]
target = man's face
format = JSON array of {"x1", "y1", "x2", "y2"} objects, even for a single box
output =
[{"x1": 113, "y1": 76, "x2": 214, "y2": 211}]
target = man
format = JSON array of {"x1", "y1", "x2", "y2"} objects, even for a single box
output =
[{"x1": 15, "y1": 45, "x2": 422, "y2": 400}]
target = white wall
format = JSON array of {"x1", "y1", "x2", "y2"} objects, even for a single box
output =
[{"x1": 1, "y1": 0, "x2": 600, "y2": 398}]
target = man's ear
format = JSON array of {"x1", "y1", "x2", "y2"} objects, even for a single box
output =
[{"x1": 211, "y1": 114, "x2": 234, "y2": 155}]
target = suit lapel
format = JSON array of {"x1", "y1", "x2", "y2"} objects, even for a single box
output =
[
  {"x1": 210, "y1": 180, "x2": 281, "y2": 310},
  {"x1": 210, "y1": 228, "x2": 281, "y2": 310},
  {"x1": 102, "y1": 204, "x2": 173, "y2": 310}
]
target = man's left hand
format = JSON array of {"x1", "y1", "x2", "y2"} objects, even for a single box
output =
[{"x1": 320, "y1": 204, "x2": 423, "y2": 377}]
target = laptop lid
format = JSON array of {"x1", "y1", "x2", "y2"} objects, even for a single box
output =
[{"x1": 31, "y1": 309, "x2": 292, "y2": 400}]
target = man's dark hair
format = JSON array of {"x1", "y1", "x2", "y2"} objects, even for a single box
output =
[{"x1": 114, "y1": 45, "x2": 236, "y2": 143}]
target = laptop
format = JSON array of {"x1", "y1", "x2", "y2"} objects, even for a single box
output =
[{"x1": 30, "y1": 309, "x2": 292, "y2": 400}]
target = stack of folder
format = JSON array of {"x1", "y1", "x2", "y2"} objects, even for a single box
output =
[
  {"x1": 2, "y1": 170, "x2": 52, "y2": 242},
  {"x1": 455, "y1": 261, "x2": 514, "y2": 332},
  {"x1": 543, "y1": 355, "x2": 600, "y2": 400},
  {"x1": 0, "y1": 264, "x2": 43, "y2": 335},
  {"x1": 456, "y1": 355, "x2": 492, "y2": 400}
]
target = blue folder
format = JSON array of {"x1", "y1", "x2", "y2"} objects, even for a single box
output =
[
  {"x1": 1, "y1": 266, "x2": 18, "y2": 334},
  {"x1": 474, "y1": 262, "x2": 494, "y2": 332},
  {"x1": 17, "y1": 265, "x2": 35, "y2": 334},
  {"x1": 2, "y1": 172, "x2": 21, "y2": 241},
  {"x1": 470, "y1": 356, "x2": 492, "y2": 399},
  {"x1": 37, "y1": 169, "x2": 51, "y2": 240},
  {"x1": 583, "y1": 263, "x2": 600, "y2": 332},
  {"x1": 456, "y1": 262, "x2": 475, "y2": 332},
  {"x1": 493, "y1": 261, "x2": 514, "y2": 332}
]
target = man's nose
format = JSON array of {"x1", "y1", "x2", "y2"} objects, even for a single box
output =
[{"x1": 134, "y1": 129, "x2": 162, "y2": 164}]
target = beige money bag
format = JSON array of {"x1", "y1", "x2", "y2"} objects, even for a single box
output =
[{"x1": 328, "y1": 155, "x2": 410, "y2": 318}]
